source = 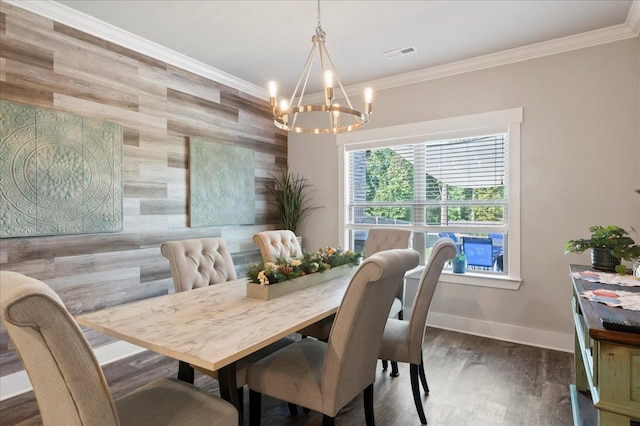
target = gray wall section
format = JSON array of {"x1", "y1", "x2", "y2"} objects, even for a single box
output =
[{"x1": 289, "y1": 38, "x2": 640, "y2": 348}]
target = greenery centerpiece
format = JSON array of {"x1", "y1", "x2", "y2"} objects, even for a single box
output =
[
  {"x1": 267, "y1": 170, "x2": 320, "y2": 235},
  {"x1": 564, "y1": 225, "x2": 640, "y2": 274},
  {"x1": 247, "y1": 247, "x2": 362, "y2": 286}
]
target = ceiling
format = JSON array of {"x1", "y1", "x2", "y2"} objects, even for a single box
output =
[{"x1": 43, "y1": 1, "x2": 638, "y2": 97}]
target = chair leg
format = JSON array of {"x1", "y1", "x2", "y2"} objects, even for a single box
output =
[
  {"x1": 382, "y1": 310, "x2": 402, "y2": 376},
  {"x1": 363, "y1": 383, "x2": 375, "y2": 426},
  {"x1": 322, "y1": 415, "x2": 335, "y2": 426},
  {"x1": 237, "y1": 387, "x2": 244, "y2": 418},
  {"x1": 418, "y1": 357, "x2": 430, "y2": 395},
  {"x1": 249, "y1": 389, "x2": 261, "y2": 426},
  {"x1": 288, "y1": 403, "x2": 298, "y2": 415},
  {"x1": 410, "y1": 364, "x2": 428, "y2": 425},
  {"x1": 390, "y1": 361, "x2": 399, "y2": 377}
]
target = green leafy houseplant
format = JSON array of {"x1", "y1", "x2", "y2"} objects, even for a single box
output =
[
  {"x1": 266, "y1": 170, "x2": 320, "y2": 235},
  {"x1": 564, "y1": 225, "x2": 640, "y2": 274}
]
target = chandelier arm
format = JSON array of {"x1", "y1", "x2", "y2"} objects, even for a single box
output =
[
  {"x1": 322, "y1": 44, "x2": 356, "y2": 111},
  {"x1": 318, "y1": 41, "x2": 330, "y2": 106},
  {"x1": 291, "y1": 41, "x2": 318, "y2": 130},
  {"x1": 289, "y1": 42, "x2": 317, "y2": 107}
]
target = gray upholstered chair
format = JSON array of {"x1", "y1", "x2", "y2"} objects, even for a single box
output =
[
  {"x1": 0, "y1": 270, "x2": 238, "y2": 426},
  {"x1": 363, "y1": 227, "x2": 412, "y2": 372},
  {"x1": 252, "y1": 230, "x2": 333, "y2": 341},
  {"x1": 161, "y1": 238, "x2": 294, "y2": 408},
  {"x1": 363, "y1": 227, "x2": 412, "y2": 320},
  {"x1": 252, "y1": 230, "x2": 302, "y2": 263},
  {"x1": 378, "y1": 238, "x2": 457, "y2": 425},
  {"x1": 247, "y1": 248, "x2": 420, "y2": 426}
]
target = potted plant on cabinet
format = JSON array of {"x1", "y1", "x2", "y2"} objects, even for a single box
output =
[
  {"x1": 266, "y1": 170, "x2": 320, "y2": 240},
  {"x1": 564, "y1": 225, "x2": 640, "y2": 274}
]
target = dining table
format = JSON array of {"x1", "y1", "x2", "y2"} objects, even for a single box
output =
[{"x1": 75, "y1": 272, "x2": 354, "y2": 417}]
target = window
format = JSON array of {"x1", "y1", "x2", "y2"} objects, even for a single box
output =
[{"x1": 337, "y1": 108, "x2": 522, "y2": 289}]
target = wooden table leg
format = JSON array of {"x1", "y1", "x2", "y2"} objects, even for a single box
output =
[
  {"x1": 218, "y1": 363, "x2": 241, "y2": 425},
  {"x1": 177, "y1": 360, "x2": 194, "y2": 384}
]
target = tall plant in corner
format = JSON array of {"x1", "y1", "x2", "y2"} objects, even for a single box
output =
[{"x1": 266, "y1": 170, "x2": 320, "y2": 235}]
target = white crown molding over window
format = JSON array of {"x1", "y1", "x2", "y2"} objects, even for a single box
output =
[
  {"x1": 6, "y1": 0, "x2": 640, "y2": 103},
  {"x1": 4, "y1": 0, "x2": 267, "y2": 100}
]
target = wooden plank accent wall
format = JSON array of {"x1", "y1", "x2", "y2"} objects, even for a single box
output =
[{"x1": 0, "y1": 3, "x2": 287, "y2": 376}]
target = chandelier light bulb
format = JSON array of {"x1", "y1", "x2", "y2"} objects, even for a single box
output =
[
  {"x1": 331, "y1": 103, "x2": 340, "y2": 118},
  {"x1": 268, "y1": 81, "x2": 278, "y2": 98},
  {"x1": 364, "y1": 87, "x2": 373, "y2": 115},
  {"x1": 331, "y1": 103, "x2": 341, "y2": 132},
  {"x1": 364, "y1": 87, "x2": 373, "y2": 104},
  {"x1": 324, "y1": 70, "x2": 334, "y2": 88},
  {"x1": 279, "y1": 99, "x2": 289, "y2": 111}
]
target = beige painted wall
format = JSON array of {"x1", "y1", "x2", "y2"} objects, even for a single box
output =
[{"x1": 289, "y1": 37, "x2": 640, "y2": 348}]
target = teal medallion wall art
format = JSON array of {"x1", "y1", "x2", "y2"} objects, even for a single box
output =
[
  {"x1": 189, "y1": 138, "x2": 255, "y2": 227},
  {"x1": 0, "y1": 101, "x2": 123, "y2": 238}
]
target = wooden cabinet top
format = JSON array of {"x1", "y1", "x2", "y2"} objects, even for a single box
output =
[{"x1": 571, "y1": 264, "x2": 640, "y2": 346}]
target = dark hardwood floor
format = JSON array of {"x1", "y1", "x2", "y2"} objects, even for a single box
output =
[{"x1": 0, "y1": 328, "x2": 574, "y2": 425}]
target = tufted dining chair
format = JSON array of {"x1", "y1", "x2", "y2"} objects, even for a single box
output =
[
  {"x1": 252, "y1": 230, "x2": 302, "y2": 263},
  {"x1": 362, "y1": 228, "x2": 412, "y2": 373},
  {"x1": 378, "y1": 238, "x2": 457, "y2": 425},
  {"x1": 363, "y1": 228, "x2": 412, "y2": 320},
  {"x1": 0, "y1": 270, "x2": 238, "y2": 426},
  {"x1": 161, "y1": 237, "x2": 238, "y2": 292},
  {"x1": 252, "y1": 230, "x2": 333, "y2": 341},
  {"x1": 247, "y1": 249, "x2": 420, "y2": 426},
  {"x1": 161, "y1": 237, "x2": 294, "y2": 413}
]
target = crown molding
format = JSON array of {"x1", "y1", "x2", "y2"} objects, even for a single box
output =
[
  {"x1": 6, "y1": 0, "x2": 638, "y2": 103},
  {"x1": 371, "y1": 22, "x2": 637, "y2": 93},
  {"x1": 4, "y1": 0, "x2": 269, "y2": 100},
  {"x1": 317, "y1": 1, "x2": 640, "y2": 102},
  {"x1": 628, "y1": 0, "x2": 640, "y2": 35}
]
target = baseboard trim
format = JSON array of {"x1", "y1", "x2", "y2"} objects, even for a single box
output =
[
  {"x1": 0, "y1": 341, "x2": 145, "y2": 401},
  {"x1": 427, "y1": 311, "x2": 574, "y2": 353}
]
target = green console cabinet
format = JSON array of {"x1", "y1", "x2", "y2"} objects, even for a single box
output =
[{"x1": 570, "y1": 265, "x2": 640, "y2": 425}]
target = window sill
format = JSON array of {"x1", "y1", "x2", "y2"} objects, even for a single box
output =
[
  {"x1": 404, "y1": 266, "x2": 522, "y2": 290},
  {"x1": 440, "y1": 270, "x2": 522, "y2": 290}
]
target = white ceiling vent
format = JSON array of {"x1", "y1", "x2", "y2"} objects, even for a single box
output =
[{"x1": 383, "y1": 45, "x2": 417, "y2": 59}]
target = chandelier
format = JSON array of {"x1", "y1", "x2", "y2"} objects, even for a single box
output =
[{"x1": 268, "y1": 0, "x2": 372, "y2": 134}]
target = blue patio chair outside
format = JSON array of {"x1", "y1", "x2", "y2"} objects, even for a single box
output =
[
  {"x1": 439, "y1": 232, "x2": 460, "y2": 253},
  {"x1": 488, "y1": 233, "x2": 504, "y2": 271}
]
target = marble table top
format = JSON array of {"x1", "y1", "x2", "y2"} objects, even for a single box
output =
[{"x1": 76, "y1": 274, "x2": 353, "y2": 372}]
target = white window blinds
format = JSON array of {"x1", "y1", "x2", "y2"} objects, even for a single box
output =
[{"x1": 347, "y1": 134, "x2": 508, "y2": 228}]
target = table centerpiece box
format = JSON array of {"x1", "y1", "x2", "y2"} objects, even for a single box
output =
[
  {"x1": 246, "y1": 247, "x2": 362, "y2": 301},
  {"x1": 246, "y1": 265, "x2": 354, "y2": 300}
]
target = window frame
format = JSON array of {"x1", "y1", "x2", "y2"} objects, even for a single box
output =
[{"x1": 337, "y1": 108, "x2": 523, "y2": 290}]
